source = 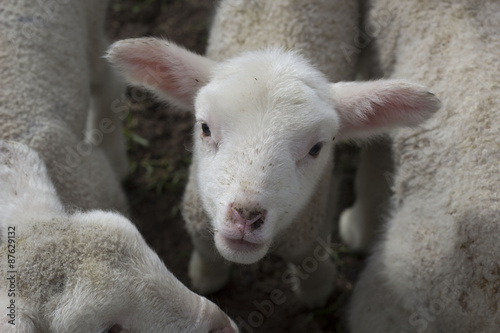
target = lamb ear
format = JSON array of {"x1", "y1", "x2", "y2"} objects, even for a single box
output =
[
  {"x1": 331, "y1": 80, "x2": 441, "y2": 139},
  {"x1": 106, "y1": 38, "x2": 215, "y2": 111}
]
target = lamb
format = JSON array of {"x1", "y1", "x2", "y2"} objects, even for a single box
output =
[
  {"x1": 106, "y1": 1, "x2": 440, "y2": 309},
  {"x1": 106, "y1": 0, "x2": 358, "y2": 309},
  {"x1": 0, "y1": 0, "x2": 128, "y2": 213},
  {"x1": 343, "y1": 0, "x2": 500, "y2": 332},
  {"x1": 108, "y1": 33, "x2": 441, "y2": 309},
  {"x1": 0, "y1": 141, "x2": 237, "y2": 332}
]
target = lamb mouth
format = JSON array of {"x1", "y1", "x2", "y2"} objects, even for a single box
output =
[{"x1": 219, "y1": 235, "x2": 265, "y2": 252}]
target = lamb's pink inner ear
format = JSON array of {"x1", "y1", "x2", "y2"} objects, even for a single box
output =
[
  {"x1": 332, "y1": 80, "x2": 441, "y2": 139},
  {"x1": 107, "y1": 38, "x2": 215, "y2": 110}
]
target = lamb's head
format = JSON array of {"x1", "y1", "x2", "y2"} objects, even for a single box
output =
[
  {"x1": 107, "y1": 38, "x2": 441, "y2": 264},
  {"x1": 190, "y1": 50, "x2": 342, "y2": 263},
  {"x1": 0, "y1": 141, "x2": 237, "y2": 333},
  {"x1": 4, "y1": 213, "x2": 237, "y2": 333}
]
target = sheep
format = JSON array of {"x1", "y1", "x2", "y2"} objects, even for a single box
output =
[
  {"x1": 107, "y1": 0, "x2": 358, "y2": 309},
  {"x1": 343, "y1": 0, "x2": 500, "y2": 332},
  {"x1": 0, "y1": 140, "x2": 238, "y2": 333},
  {"x1": 108, "y1": 32, "x2": 441, "y2": 309},
  {"x1": 0, "y1": 0, "x2": 128, "y2": 213}
]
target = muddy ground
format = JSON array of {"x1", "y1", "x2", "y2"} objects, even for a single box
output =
[{"x1": 106, "y1": 1, "x2": 364, "y2": 332}]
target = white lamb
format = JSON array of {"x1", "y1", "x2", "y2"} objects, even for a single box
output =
[
  {"x1": 0, "y1": 0, "x2": 128, "y2": 213},
  {"x1": 107, "y1": 0, "x2": 356, "y2": 309},
  {"x1": 344, "y1": 0, "x2": 500, "y2": 332},
  {"x1": 108, "y1": 34, "x2": 441, "y2": 307},
  {"x1": 0, "y1": 141, "x2": 237, "y2": 333}
]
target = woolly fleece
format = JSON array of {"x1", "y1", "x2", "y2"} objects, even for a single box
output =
[
  {"x1": 348, "y1": 1, "x2": 500, "y2": 332},
  {"x1": 0, "y1": 0, "x2": 127, "y2": 213}
]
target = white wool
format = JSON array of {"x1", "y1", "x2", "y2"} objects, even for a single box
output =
[{"x1": 346, "y1": 0, "x2": 500, "y2": 332}]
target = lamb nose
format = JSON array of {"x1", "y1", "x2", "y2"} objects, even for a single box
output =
[{"x1": 231, "y1": 206, "x2": 266, "y2": 229}]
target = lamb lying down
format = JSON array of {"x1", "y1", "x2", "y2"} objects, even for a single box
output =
[
  {"x1": 107, "y1": 38, "x2": 440, "y2": 307},
  {"x1": 0, "y1": 141, "x2": 237, "y2": 333}
]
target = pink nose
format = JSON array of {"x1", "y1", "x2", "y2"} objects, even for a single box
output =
[{"x1": 231, "y1": 205, "x2": 266, "y2": 229}]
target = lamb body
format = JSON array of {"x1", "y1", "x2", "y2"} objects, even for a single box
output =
[
  {"x1": 0, "y1": 141, "x2": 237, "y2": 332},
  {"x1": 345, "y1": 1, "x2": 500, "y2": 331},
  {"x1": 108, "y1": 0, "x2": 440, "y2": 307},
  {"x1": 188, "y1": 0, "x2": 358, "y2": 306}
]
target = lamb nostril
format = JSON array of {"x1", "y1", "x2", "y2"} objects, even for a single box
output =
[
  {"x1": 231, "y1": 206, "x2": 266, "y2": 228},
  {"x1": 251, "y1": 218, "x2": 264, "y2": 230}
]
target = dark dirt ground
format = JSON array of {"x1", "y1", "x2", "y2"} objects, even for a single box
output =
[{"x1": 106, "y1": 1, "x2": 364, "y2": 332}]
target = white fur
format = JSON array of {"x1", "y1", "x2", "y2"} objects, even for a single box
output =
[
  {"x1": 345, "y1": 0, "x2": 500, "y2": 331},
  {"x1": 0, "y1": 141, "x2": 237, "y2": 333},
  {"x1": 107, "y1": 0, "x2": 440, "y2": 308}
]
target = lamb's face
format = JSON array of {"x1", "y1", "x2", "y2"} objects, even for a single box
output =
[
  {"x1": 106, "y1": 38, "x2": 442, "y2": 265},
  {"x1": 15, "y1": 212, "x2": 236, "y2": 333},
  {"x1": 194, "y1": 51, "x2": 339, "y2": 264}
]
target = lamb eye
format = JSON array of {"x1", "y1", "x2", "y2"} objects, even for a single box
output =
[
  {"x1": 308, "y1": 142, "x2": 323, "y2": 157},
  {"x1": 201, "y1": 123, "x2": 211, "y2": 137}
]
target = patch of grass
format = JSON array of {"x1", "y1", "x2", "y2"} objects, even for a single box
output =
[
  {"x1": 140, "y1": 155, "x2": 190, "y2": 195},
  {"x1": 122, "y1": 105, "x2": 150, "y2": 150},
  {"x1": 123, "y1": 127, "x2": 149, "y2": 148}
]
